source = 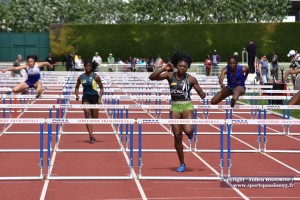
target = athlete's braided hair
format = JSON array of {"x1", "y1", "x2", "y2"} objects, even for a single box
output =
[
  {"x1": 169, "y1": 51, "x2": 192, "y2": 68},
  {"x1": 84, "y1": 60, "x2": 98, "y2": 72}
]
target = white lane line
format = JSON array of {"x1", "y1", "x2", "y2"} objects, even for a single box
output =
[
  {"x1": 140, "y1": 100, "x2": 249, "y2": 200},
  {"x1": 115, "y1": 97, "x2": 148, "y2": 200},
  {"x1": 228, "y1": 110, "x2": 300, "y2": 174}
]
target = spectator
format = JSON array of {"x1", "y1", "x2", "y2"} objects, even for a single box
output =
[
  {"x1": 45, "y1": 52, "x2": 56, "y2": 71},
  {"x1": 283, "y1": 66, "x2": 300, "y2": 104},
  {"x1": 204, "y1": 55, "x2": 212, "y2": 76},
  {"x1": 245, "y1": 40, "x2": 257, "y2": 73},
  {"x1": 107, "y1": 53, "x2": 114, "y2": 72},
  {"x1": 210, "y1": 50, "x2": 221, "y2": 76},
  {"x1": 74, "y1": 55, "x2": 84, "y2": 71},
  {"x1": 287, "y1": 50, "x2": 300, "y2": 87},
  {"x1": 271, "y1": 52, "x2": 279, "y2": 81},
  {"x1": 64, "y1": 53, "x2": 74, "y2": 71},
  {"x1": 107, "y1": 53, "x2": 115, "y2": 64},
  {"x1": 12, "y1": 54, "x2": 23, "y2": 77},
  {"x1": 146, "y1": 57, "x2": 154, "y2": 72},
  {"x1": 256, "y1": 54, "x2": 269, "y2": 84},
  {"x1": 130, "y1": 57, "x2": 136, "y2": 72},
  {"x1": 92, "y1": 52, "x2": 102, "y2": 71},
  {"x1": 233, "y1": 52, "x2": 238, "y2": 61},
  {"x1": 154, "y1": 54, "x2": 164, "y2": 70}
]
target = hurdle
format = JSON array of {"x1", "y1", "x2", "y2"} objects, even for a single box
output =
[
  {"x1": 226, "y1": 119, "x2": 300, "y2": 177},
  {"x1": 0, "y1": 118, "x2": 45, "y2": 180},
  {"x1": 53, "y1": 104, "x2": 132, "y2": 152},
  {"x1": 136, "y1": 118, "x2": 225, "y2": 180},
  {"x1": 0, "y1": 104, "x2": 53, "y2": 135},
  {"x1": 46, "y1": 118, "x2": 135, "y2": 180}
]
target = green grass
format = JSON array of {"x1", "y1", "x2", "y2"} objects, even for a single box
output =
[{"x1": 239, "y1": 98, "x2": 300, "y2": 119}]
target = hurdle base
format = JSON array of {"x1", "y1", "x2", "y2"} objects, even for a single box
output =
[
  {"x1": 264, "y1": 150, "x2": 300, "y2": 153},
  {"x1": 138, "y1": 175, "x2": 220, "y2": 180},
  {"x1": 0, "y1": 174, "x2": 43, "y2": 181},
  {"x1": 129, "y1": 149, "x2": 191, "y2": 152},
  {"x1": 56, "y1": 148, "x2": 123, "y2": 152},
  {"x1": 46, "y1": 175, "x2": 133, "y2": 180},
  {"x1": 193, "y1": 149, "x2": 260, "y2": 153},
  {"x1": 0, "y1": 149, "x2": 49, "y2": 152}
]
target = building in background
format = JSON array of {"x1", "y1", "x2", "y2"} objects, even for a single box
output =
[{"x1": 289, "y1": 0, "x2": 300, "y2": 21}]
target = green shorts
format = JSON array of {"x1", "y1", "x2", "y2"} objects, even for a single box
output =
[{"x1": 170, "y1": 102, "x2": 194, "y2": 114}]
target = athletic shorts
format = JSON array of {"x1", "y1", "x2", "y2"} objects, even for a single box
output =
[
  {"x1": 82, "y1": 94, "x2": 99, "y2": 104},
  {"x1": 25, "y1": 80, "x2": 38, "y2": 88},
  {"x1": 227, "y1": 86, "x2": 246, "y2": 95},
  {"x1": 170, "y1": 102, "x2": 194, "y2": 114}
]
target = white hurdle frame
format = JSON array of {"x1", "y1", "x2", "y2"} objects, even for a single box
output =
[
  {"x1": 0, "y1": 118, "x2": 45, "y2": 180},
  {"x1": 46, "y1": 118, "x2": 135, "y2": 180},
  {"x1": 53, "y1": 104, "x2": 130, "y2": 152},
  {"x1": 136, "y1": 118, "x2": 300, "y2": 180},
  {"x1": 137, "y1": 118, "x2": 225, "y2": 180}
]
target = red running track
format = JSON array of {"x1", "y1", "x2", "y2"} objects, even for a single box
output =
[{"x1": 0, "y1": 94, "x2": 299, "y2": 200}]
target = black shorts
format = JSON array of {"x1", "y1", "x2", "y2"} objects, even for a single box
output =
[{"x1": 82, "y1": 94, "x2": 99, "y2": 104}]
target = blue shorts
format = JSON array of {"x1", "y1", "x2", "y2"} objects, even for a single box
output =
[
  {"x1": 227, "y1": 86, "x2": 246, "y2": 95},
  {"x1": 25, "y1": 80, "x2": 38, "y2": 88}
]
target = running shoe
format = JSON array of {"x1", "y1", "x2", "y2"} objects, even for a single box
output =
[
  {"x1": 230, "y1": 98, "x2": 236, "y2": 108},
  {"x1": 176, "y1": 164, "x2": 185, "y2": 172},
  {"x1": 36, "y1": 89, "x2": 44, "y2": 98},
  {"x1": 89, "y1": 136, "x2": 96, "y2": 144},
  {"x1": 188, "y1": 133, "x2": 194, "y2": 140}
]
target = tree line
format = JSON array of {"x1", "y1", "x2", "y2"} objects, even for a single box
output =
[{"x1": 0, "y1": 0, "x2": 291, "y2": 32}]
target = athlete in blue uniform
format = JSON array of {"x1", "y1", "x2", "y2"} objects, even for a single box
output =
[
  {"x1": 149, "y1": 52, "x2": 206, "y2": 172},
  {"x1": 75, "y1": 60, "x2": 104, "y2": 143},
  {"x1": 1, "y1": 55, "x2": 53, "y2": 98},
  {"x1": 211, "y1": 56, "x2": 249, "y2": 107}
]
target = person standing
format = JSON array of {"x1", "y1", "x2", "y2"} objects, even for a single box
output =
[
  {"x1": 45, "y1": 52, "x2": 56, "y2": 71},
  {"x1": 12, "y1": 54, "x2": 23, "y2": 77},
  {"x1": 204, "y1": 55, "x2": 212, "y2": 76},
  {"x1": 211, "y1": 56, "x2": 249, "y2": 107},
  {"x1": 107, "y1": 53, "x2": 115, "y2": 64},
  {"x1": 245, "y1": 40, "x2": 257, "y2": 73},
  {"x1": 211, "y1": 50, "x2": 221, "y2": 76},
  {"x1": 92, "y1": 52, "x2": 102, "y2": 72},
  {"x1": 1, "y1": 55, "x2": 53, "y2": 98},
  {"x1": 257, "y1": 55, "x2": 269, "y2": 84},
  {"x1": 107, "y1": 53, "x2": 115, "y2": 72},
  {"x1": 271, "y1": 52, "x2": 279, "y2": 81},
  {"x1": 74, "y1": 55, "x2": 84, "y2": 71},
  {"x1": 284, "y1": 67, "x2": 300, "y2": 104},
  {"x1": 154, "y1": 54, "x2": 164, "y2": 70},
  {"x1": 75, "y1": 60, "x2": 104, "y2": 143},
  {"x1": 149, "y1": 51, "x2": 206, "y2": 172},
  {"x1": 65, "y1": 53, "x2": 74, "y2": 71}
]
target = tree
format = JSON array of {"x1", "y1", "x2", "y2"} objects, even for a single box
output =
[
  {"x1": 0, "y1": 2, "x2": 10, "y2": 31},
  {"x1": 1, "y1": 0, "x2": 292, "y2": 32},
  {"x1": 83, "y1": 0, "x2": 130, "y2": 24},
  {"x1": 4, "y1": 0, "x2": 87, "y2": 32}
]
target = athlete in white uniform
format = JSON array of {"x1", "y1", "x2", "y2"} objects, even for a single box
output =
[{"x1": 1, "y1": 55, "x2": 53, "y2": 98}]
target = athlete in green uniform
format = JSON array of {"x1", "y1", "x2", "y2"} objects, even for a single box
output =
[{"x1": 149, "y1": 52, "x2": 206, "y2": 172}]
